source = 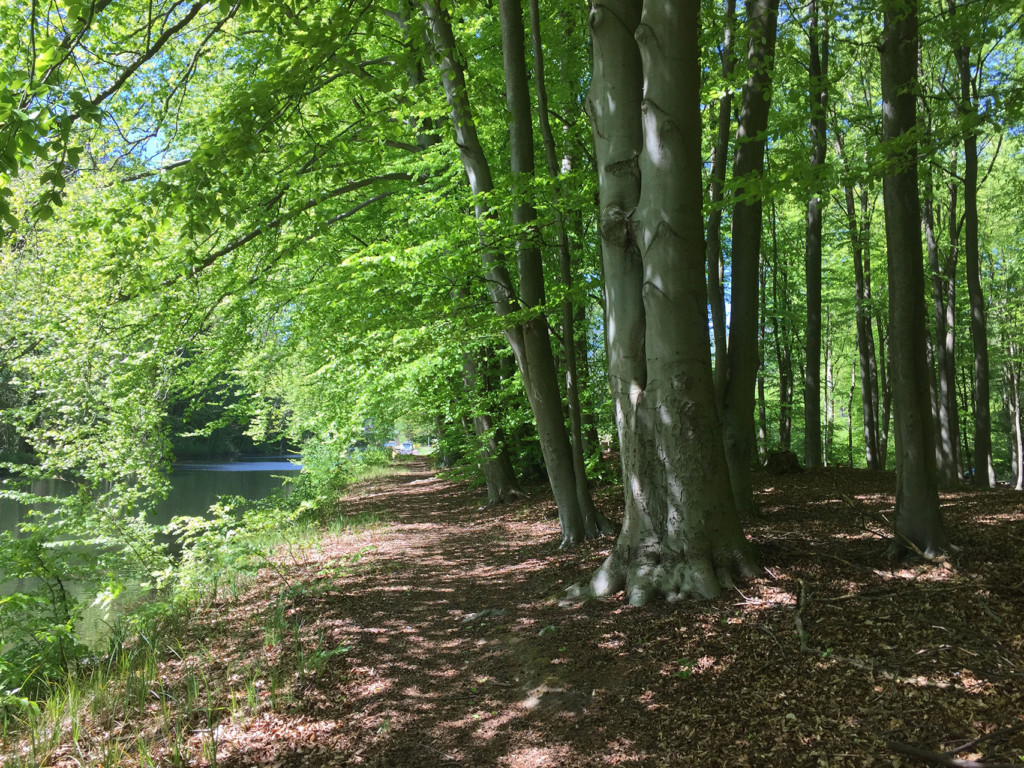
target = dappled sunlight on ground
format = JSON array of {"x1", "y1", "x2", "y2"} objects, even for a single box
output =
[{"x1": 19, "y1": 460, "x2": 1024, "y2": 768}]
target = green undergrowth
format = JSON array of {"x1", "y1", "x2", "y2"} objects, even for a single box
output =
[{"x1": 0, "y1": 451, "x2": 401, "y2": 764}]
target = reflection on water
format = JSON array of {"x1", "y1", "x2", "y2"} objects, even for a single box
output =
[{"x1": 0, "y1": 457, "x2": 302, "y2": 647}]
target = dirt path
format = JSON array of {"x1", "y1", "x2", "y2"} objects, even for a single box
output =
[{"x1": 117, "y1": 461, "x2": 1024, "y2": 767}]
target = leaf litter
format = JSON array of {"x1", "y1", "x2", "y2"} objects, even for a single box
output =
[{"x1": 13, "y1": 459, "x2": 1024, "y2": 767}]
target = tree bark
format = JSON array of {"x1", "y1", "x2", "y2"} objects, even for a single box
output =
[
  {"x1": 952, "y1": 19, "x2": 995, "y2": 488},
  {"x1": 923, "y1": 171, "x2": 963, "y2": 487},
  {"x1": 527, "y1": 0, "x2": 613, "y2": 534},
  {"x1": 1004, "y1": 342, "x2": 1023, "y2": 490},
  {"x1": 803, "y1": 0, "x2": 828, "y2": 468},
  {"x1": 769, "y1": 193, "x2": 794, "y2": 451},
  {"x1": 707, "y1": 0, "x2": 736, "y2": 409},
  {"x1": 585, "y1": 0, "x2": 758, "y2": 604},
  {"x1": 399, "y1": 8, "x2": 518, "y2": 502},
  {"x1": 879, "y1": 0, "x2": 949, "y2": 555},
  {"x1": 721, "y1": 0, "x2": 779, "y2": 517},
  {"x1": 824, "y1": 308, "x2": 834, "y2": 465},
  {"x1": 461, "y1": 345, "x2": 521, "y2": 503},
  {"x1": 843, "y1": 181, "x2": 882, "y2": 469},
  {"x1": 424, "y1": 0, "x2": 597, "y2": 545}
]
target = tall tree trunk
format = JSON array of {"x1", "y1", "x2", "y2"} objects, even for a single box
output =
[
  {"x1": 770, "y1": 194, "x2": 794, "y2": 451},
  {"x1": 848, "y1": 359, "x2": 856, "y2": 467},
  {"x1": 527, "y1": 0, "x2": 612, "y2": 533},
  {"x1": 585, "y1": 0, "x2": 759, "y2": 605},
  {"x1": 879, "y1": 0, "x2": 949, "y2": 555},
  {"x1": 877, "y1": 302, "x2": 893, "y2": 469},
  {"x1": 843, "y1": 181, "x2": 882, "y2": 469},
  {"x1": 424, "y1": 0, "x2": 594, "y2": 545},
  {"x1": 1005, "y1": 343, "x2": 1023, "y2": 490},
  {"x1": 824, "y1": 308, "x2": 834, "y2": 466},
  {"x1": 722, "y1": 0, "x2": 779, "y2": 517},
  {"x1": 923, "y1": 171, "x2": 962, "y2": 487},
  {"x1": 707, "y1": 0, "x2": 736, "y2": 408},
  {"x1": 952, "y1": 23, "x2": 994, "y2": 488},
  {"x1": 803, "y1": 0, "x2": 828, "y2": 468},
  {"x1": 399, "y1": 9, "x2": 519, "y2": 502},
  {"x1": 758, "y1": 252, "x2": 768, "y2": 458}
]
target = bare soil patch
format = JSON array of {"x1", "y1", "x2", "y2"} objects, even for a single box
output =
[{"x1": 41, "y1": 460, "x2": 1024, "y2": 766}]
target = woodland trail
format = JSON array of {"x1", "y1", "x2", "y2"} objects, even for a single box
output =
[{"x1": 64, "y1": 459, "x2": 1024, "y2": 767}]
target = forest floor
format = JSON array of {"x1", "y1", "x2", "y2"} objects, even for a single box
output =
[{"x1": 28, "y1": 458, "x2": 1024, "y2": 767}]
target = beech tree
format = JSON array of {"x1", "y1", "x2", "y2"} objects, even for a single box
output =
[
  {"x1": 879, "y1": 0, "x2": 949, "y2": 555},
  {"x1": 424, "y1": 0, "x2": 612, "y2": 545},
  {"x1": 720, "y1": 0, "x2": 779, "y2": 516},
  {"x1": 585, "y1": 0, "x2": 759, "y2": 604},
  {"x1": 802, "y1": 0, "x2": 828, "y2": 468}
]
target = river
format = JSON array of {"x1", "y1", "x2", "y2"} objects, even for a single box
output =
[{"x1": 0, "y1": 456, "x2": 302, "y2": 647}]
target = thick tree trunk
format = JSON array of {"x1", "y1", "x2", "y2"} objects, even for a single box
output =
[
  {"x1": 527, "y1": 0, "x2": 613, "y2": 534},
  {"x1": 879, "y1": 0, "x2": 949, "y2": 555},
  {"x1": 585, "y1": 0, "x2": 758, "y2": 605},
  {"x1": 953, "y1": 33, "x2": 995, "y2": 488},
  {"x1": 707, "y1": 0, "x2": 736, "y2": 409},
  {"x1": 721, "y1": 0, "x2": 779, "y2": 518},
  {"x1": 424, "y1": 0, "x2": 594, "y2": 545},
  {"x1": 803, "y1": 0, "x2": 828, "y2": 469}
]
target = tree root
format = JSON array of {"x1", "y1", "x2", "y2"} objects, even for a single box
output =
[{"x1": 569, "y1": 544, "x2": 760, "y2": 606}]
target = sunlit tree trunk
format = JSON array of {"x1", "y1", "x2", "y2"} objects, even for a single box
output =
[
  {"x1": 527, "y1": 0, "x2": 612, "y2": 535},
  {"x1": 585, "y1": 0, "x2": 758, "y2": 604},
  {"x1": 879, "y1": 0, "x2": 949, "y2": 555},
  {"x1": 424, "y1": 0, "x2": 598, "y2": 545},
  {"x1": 824, "y1": 309, "x2": 834, "y2": 466},
  {"x1": 1004, "y1": 343, "x2": 1024, "y2": 490}
]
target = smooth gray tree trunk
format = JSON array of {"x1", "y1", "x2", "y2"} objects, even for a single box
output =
[
  {"x1": 707, "y1": 0, "x2": 736, "y2": 409},
  {"x1": 585, "y1": 0, "x2": 759, "y2": 605},
  {"x1": 922, "y1": 174, "x2": 962, "y2": 487},
  {"x1": 952, "y1": 27, "x2": 995, "y2": 488},
  {"x1": 397, "y1": 12, "x2": 519, "y2": 503},
  {"x1": 769, "y1": 194, "x2": 794, "y2": 451},
  {"x1": 424, "y1": 0, "x2": 596, "y2": 545},
  {"x1": 527, "y1": 0, "x2": 613, "y2": 535},
  {"x1": 843, "y1": 182, "x2": 882, "y2": 469},
  {"x1": 721, "y1": 0, "x2": 779, "y2": 518},
  {"x1": 803, "y1": 0, "x2": 827, "y2": 468},
  {"x1": 879, "y1": 0, "x2": 949, "y2": 556}
]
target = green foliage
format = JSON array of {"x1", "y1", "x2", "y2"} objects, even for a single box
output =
[{"x1": 0, "y1": 532, "x2": 89, "y2": 719}]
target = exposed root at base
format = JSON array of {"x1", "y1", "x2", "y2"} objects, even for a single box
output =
[{"x1": 572, "y1": 544, "x2": 762, "y2": 606}]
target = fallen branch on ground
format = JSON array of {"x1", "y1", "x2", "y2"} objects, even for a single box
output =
[{"x1": 888, "y1": 723, "x2": 1024, "y2": 768}]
